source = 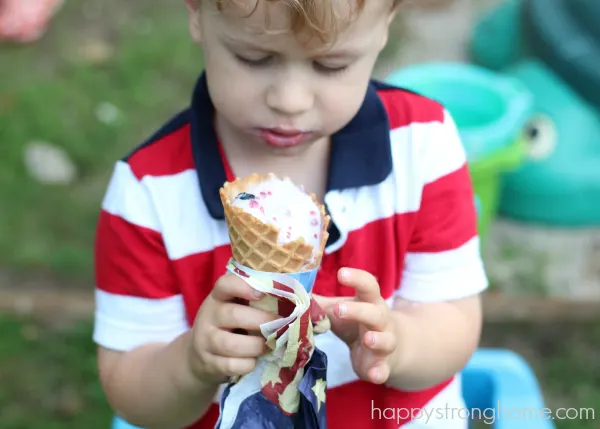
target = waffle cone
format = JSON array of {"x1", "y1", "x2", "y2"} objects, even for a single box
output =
[{"x1": 219, "y1": 173, "x2": 330, "y2": 273}]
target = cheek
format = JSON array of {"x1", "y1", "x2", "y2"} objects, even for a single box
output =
[
  {"x1": 205, "y1": 63, "x2": 262, "y2": 122},
  {"x1": 202, "y1": 42, "x2": 266, "y2": 102},
  {"x1": 319, "y1": 84, "x2": 369, "y2": 130}
]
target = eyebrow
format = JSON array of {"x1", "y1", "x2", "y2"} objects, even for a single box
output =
[
  {"x1": 222, "y1": 35, "x2": 361, "y2": 59},
  {"x1": 222, "y1": 36, "x2": 275, "y2": 53},
  {"x1": 316, "y1": 49, "x2": 361, "y2": 59}
]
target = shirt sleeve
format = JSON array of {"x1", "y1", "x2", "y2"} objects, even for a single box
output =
[
  {"x1": 396, "y1": 109, "x2": 489, "y2": 302},
  {"x1": 93, "y1": 160, "x2": 189, "y2": 351}
]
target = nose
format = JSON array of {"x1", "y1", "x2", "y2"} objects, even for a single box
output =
[{"x1": 266, "y1": 76, "x2": 314, "y2": 116}]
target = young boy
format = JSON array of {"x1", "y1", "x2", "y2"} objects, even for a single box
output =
[{"x1": 94, "y1": 1, "x2": 488, "y2": 428}]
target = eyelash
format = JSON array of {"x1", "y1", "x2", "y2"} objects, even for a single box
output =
[
  {"x1": 235, "y1": 55, "x2": 349, "y2": 75},
  {"x1": 235, "y1": 55, "x2": 273, "y2": 67},
  {"x1": 313, "y1": 62, "x2": 349, "y2": 75}
]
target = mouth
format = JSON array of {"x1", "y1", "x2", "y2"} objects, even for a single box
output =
[{"x1": 256, "y1": 127, "x2": 316, "y2": 148}]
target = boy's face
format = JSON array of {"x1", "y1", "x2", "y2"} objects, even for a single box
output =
[{"x1": 186, "y1": 0, "x2": 396, "y2": 155}]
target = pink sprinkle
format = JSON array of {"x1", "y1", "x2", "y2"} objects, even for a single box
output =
[
  {"x1": 268, "y1": 191, "x2": 272, "y2": 196},
  {"x1": 260, "y1": 206, "x2": 265, "y2": 214},
  {"x1": 314, "y1": 233, "x2": 318, "y2": 239},
  {"x1": 249, "y1": 200, "x2": 259, "y2": 209},
  {"x1": 273, "y1": 217, "x2": 277, "y2": 222},
  {"x1": 286, "y1": 232, "x2": 291, "y2": 239},
  {"x1": 311, "y1": 219, "x2": 319, "y2": 226},
  {"x1": 288, "y1": 225, "x2": 292, "y2": 230},
  {"x1": 310, "y1": 210, "x2": 317, "y2": 216},
  {"x1": 260, "y1": 191, "x2": 267, "y2": 198}
]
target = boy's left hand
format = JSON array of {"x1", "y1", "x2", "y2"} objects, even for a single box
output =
[{"x1": 313, "y1": 268, "x2": 402, "y2": 385}]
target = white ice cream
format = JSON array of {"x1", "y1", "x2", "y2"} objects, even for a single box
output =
[{"x1": 231, "y1": 177, "x2": 323, "y2": 250}]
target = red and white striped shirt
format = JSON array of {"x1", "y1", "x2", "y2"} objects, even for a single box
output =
[{"x1": 94, "y1": 74, "x2": 488, "y2": 429}]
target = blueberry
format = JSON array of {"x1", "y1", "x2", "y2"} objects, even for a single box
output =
[{"x1": 236, "y1": 192, "x2": 256, "y2": 200}]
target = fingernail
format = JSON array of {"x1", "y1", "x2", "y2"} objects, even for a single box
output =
[
  {"x1": 338, "y1": 303, "x2": 347, "y2": 317},
  {"x1": 370, "y1": 333, "x2": 376, "y2": 347},
  {"x1": 339, "y1": 269, "x2": 349, "y2": 281},
  {"x1": 373, "y1": 369, "x2": 380, "y2": 383},
  {"x1": 252, "y1": 289, "x2": 263, "y2": 299}
]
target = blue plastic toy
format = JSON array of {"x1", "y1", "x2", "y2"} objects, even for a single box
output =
[
  {"x1": 462, "y1": 349, "x2": 555, "y2": 429},
  {"x1": 111, "y1": 348, "x2": 555, "y2": 429},
  {"x1": 112, "y1": 417, "x2": 137, "y2": 429}
]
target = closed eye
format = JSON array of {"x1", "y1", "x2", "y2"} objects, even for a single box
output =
[
  {"x1": 235, "y1": 53, "x2": 349, "y2": 74},
  {"x1": 235, "y1": 55, "x2": 273, "y2": 67},
  {"x1": 313, "y1": 62, "x2": 349, "y2": 75}
]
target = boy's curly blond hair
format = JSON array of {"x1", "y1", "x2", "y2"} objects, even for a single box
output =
[{"x1": 204, "y1": 0, "x2": 402, "y2": 44}]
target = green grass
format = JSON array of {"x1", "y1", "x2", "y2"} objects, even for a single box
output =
[
  {"x1": 0, "y1": 314, "x2": 597, "y2": 429},
  {"x1": 0, "y1": 315, "x2": 111, "y2": 429},
  {"x1": 0, "y1": 0, "x2": 202, "y2": 281}
]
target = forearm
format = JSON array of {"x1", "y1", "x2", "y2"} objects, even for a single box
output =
[
  {"x1": 99, "y1": 331, "x2": 219, "y2": 429},
  {"x1": 387, "y1": 295, "x2": 482, "y2": 391}
]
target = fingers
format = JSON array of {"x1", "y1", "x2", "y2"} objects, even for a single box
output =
[
  {"x1": 204, "y1": 354, "x2": 258, "y2": 378},
  {"x1": 351, "y1": 349, "x2": 391, "y2": 385},
  {"x1": 338, "y1": 268, "x2": 384, "y2": 305},
  {"x1": 367, "y1": 362, "x2": 391, "y2": 385},
  {"x1": 215, "y1": 303, "x2": 277, "y2": 331},
  {"x1": 212, "y1": 274, "x2": 263, "y2": 303},
  {"x1": 363, "y1": 331, "x2": 397, "y2": 355},
  {"x1": 208, "y1": 329, "x2": 267, "y2": 358},
  {"x1": 335, "y1": 301, "x2": 388, "y2": 332}
]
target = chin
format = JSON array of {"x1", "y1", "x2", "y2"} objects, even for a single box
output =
[
  {"x1": 265, "y1": 134, "x2": 327, "y2": 156},
  {"x1": 264, "y1": 142, "x2": 314, "y2": 157}
]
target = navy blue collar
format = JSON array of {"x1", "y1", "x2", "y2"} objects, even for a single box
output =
[{"x1": 190, "y1": 72, "x2": 393, "y2": 219}]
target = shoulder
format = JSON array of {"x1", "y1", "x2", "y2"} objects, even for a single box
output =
[
  {"x1": 372, "y1": 80, "x2": 467, "y2": 191},
  {"x1": 371, "y1": 80, "x2": 447, "y2": 130},
  {"x1": 122, "y1": 109, "x2": 195, "y2": 181},
  {"x1": 100, "y1": 108, "x2": 198, "y2": 236}
]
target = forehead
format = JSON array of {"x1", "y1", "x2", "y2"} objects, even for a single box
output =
[{"x1": 206, "y1": 0, "x2": 390, "y2": 51}]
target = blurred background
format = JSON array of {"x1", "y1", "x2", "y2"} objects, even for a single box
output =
[{"x1": 0, "y1": 0, "x2": 598, "y2": 428}]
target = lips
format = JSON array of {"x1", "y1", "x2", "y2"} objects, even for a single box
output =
[{"x1": 259, "y1": 128, "x2": 315, "y2": 148}]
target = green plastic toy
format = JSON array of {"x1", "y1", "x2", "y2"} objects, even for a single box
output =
[
  {"x1": 385, "y1": 63, "x2": 534, "y2": 240},
  {"x1": 470, "y1": 0, "x2": 600, "y2": 227}
]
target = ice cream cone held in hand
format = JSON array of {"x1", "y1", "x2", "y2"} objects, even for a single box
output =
[
  {"x1": 219, "y1": 173, "x2": 330, "y2": 274},
  {"x1": 217, "y1": 174, "x2": 332, "y2": 427}
]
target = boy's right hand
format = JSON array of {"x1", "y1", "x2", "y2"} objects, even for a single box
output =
[{"x1": 187, "y1": 273, "x2": 276, "y2": 385}]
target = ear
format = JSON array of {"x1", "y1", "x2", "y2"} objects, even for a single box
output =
[
  {"x1": 379, "y1": 5, "x2": 400, "y2": 50},
  {"x1": 387, "y1": 4, "x2": 399, "y2": 26},
  {"x1": 185, "y1": 0, "x2": 203, "y2": 44}
]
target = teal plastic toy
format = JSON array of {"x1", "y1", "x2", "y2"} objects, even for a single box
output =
[
  {"x1": 523, "y1": 0, "x2": 600, "y2": 108},
  {"x1": 499, "y1": 61, "x2": 600, "y2": 226},
  {"x1": 470, "y1": 0, "x2": 600, "y2": 107},
  {"x1": 386, "y1": 62, "x2": 533, "y2": 240},
  {"x1": 470, "y1": 0, "x2": 600, "y2": 226},
  {"x1": 469, "y1": 0, "x2": 524, "y2": 71}
]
